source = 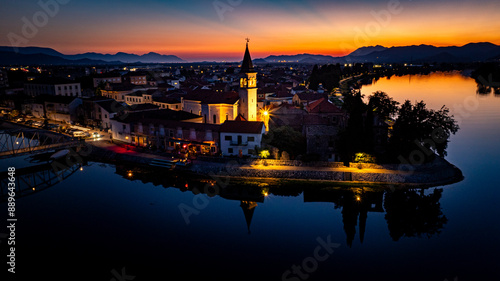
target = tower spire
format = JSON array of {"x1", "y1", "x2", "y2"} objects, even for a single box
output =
[{"x1": 241, "y1": 38, "x2": 254, "y2": 73}]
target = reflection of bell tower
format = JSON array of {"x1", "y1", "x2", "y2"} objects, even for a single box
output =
[
  {"x1": 240, "y1": 201, "x2": 257, "y2": 234},
  {"x1": 238, "y1": 39, "x2": 257, "y2": 121}
]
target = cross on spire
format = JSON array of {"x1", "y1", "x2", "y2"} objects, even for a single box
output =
[{"x1": 245, "y1": 37, "x2": 250, "y2": 43}]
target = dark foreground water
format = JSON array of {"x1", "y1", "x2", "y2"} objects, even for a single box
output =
[{"x1": 1, "y1": 72, "x2": 500, "y2": 280}]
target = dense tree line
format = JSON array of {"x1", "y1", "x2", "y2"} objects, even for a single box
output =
[{"x1": 337, "y1": 91, "x2": 459, "y2": 163}]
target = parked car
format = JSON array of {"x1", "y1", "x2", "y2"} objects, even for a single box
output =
[
  {"x1": 92, "y1": 132, "x2": 101, "y2": 138},
  {"x1": 16, "y1": 117, "x2": 24, "y2": 122},
  {"x1": 33, "y1": 121, "x2": 43, "y2": 127},
  {"x1": 72, "y1": 131, "x2": 87, "y2": 138}
]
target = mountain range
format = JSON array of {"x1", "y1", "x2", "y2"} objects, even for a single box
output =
[
  {"x1": 0, "y1": 46, "x2": 185, "y2": 65},
  {"x1": 262, "y1": 42, "x2": 500, "y2": 64},
  {"x1": 0, "y1": 43, "x2": 500, "y2": 65}
]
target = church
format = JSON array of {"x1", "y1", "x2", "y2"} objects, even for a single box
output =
[
  {"x1": 238, "y1": 40, "x2": 258, "y2": 122},
  {"x1": 182, "y1": 40, "x2": 259, "y2": 124}
]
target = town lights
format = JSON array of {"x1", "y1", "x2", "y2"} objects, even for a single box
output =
[
  {"x1": 128, "y1": 172, "x2": 133, "y2": 177},
  {"x1": 263, "y1": 110, "x2": 269, "y2": 116}
]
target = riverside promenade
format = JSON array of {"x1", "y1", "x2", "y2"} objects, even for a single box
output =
[
  {"x1": 86, "y1": 140, "x2": 463, "y2": 188},
  {"x1": 188, "y1": 157, "x2": 464, "y2": 187}
]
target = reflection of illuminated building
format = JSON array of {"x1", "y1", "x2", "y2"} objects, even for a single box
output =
[{"x1": 115, "y1": 164, "x2": 266, "y2": 233}]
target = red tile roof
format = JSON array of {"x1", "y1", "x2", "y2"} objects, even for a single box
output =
[{"x1": 306, "y1": 98, "x2": 343, "y2": 113}]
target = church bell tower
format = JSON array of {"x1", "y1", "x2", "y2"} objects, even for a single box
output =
[{"x1": 238, "y1": 39, "x2": 257, "y2": 121}]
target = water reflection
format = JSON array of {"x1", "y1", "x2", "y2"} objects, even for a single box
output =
[
  {"x1": 114, "y1": 164, "x2": 448, "y2": 245},
  {"x1": 0, "y1": 155, "x2": 86, "y2": 201},
  {"x1": 476, "y1": 83, "x2": 500, "y2": 96}
]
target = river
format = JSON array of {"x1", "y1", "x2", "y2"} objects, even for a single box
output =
[{"x1": 1, "y1": 72, "x2": 499, "y2": 280}]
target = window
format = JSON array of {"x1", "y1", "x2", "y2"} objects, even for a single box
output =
[
  {"x1": 104, "y1": 114, "x2": 107, "y2": 118},
  {"x1": 213, "y1": 114, "x2": 217, "y2": 124},
  {"x1": 247, "y1": 136, "x2": 255, "y2": 142},
  {"x1": 122, "y1": 124, "x2": 126, "y2": 130},
  {"x1": 224, "y1": 135, "x2": 232, "y2": 141},
  {"x1": 228, "y1": 148, "x2": 233, "y2": 154},
  {"x1": 225, "y1": 113, "x2": 228, "y2": 121}
]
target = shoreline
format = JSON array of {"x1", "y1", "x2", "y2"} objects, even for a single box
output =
[
  {"x1": 0, "y1": 118, "x2": 464, "y2": 188},
  {"x1": 86, "y1": 141, "x2": 463, "y2": 188},
  {"x1": 187, "y1": 157, "x2": 464, "y2": 189}
]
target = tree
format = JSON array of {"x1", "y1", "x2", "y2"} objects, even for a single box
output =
[
  {"x1": 384, "y1": 189, "x2": 448, "y2": 241},
  {"x1": 336, "y1": 91, "x2": 369, "y2": 162},
  {"x1": 262, "y1": 126, "x2": 305, "y2": 159},
  {"x1": 367, "y1": 91, "x2": 399, "y2": 120},
  {"x1": 389, "y1": 100, "x2": 459, "y2": 160}
]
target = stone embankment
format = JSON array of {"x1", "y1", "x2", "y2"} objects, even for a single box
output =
[{"x1": 189, "y1": 158, "x2": 463, "y2": 187}]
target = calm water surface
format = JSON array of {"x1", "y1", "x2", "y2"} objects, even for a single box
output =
[{"x1": 1, "y1": 72, "x2": 499, "y2": 281}]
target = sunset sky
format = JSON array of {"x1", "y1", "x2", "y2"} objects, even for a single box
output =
[{"x1": 1, "y1": 0, "x2": 500, "y2": 61}]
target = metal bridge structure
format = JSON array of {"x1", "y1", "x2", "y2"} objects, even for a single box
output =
[{"x1": 0, "y1": 128, "x2": 80, "y2": 158}]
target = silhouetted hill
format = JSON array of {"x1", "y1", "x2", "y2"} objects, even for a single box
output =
[
  {"x1": 0, "y1": 51, "x2": 118, "y2": 65},
  {"x1": 265, "y1": 53, "x2": 344, "y2": 63},
  {"x1": 348, "y1": 45, "x2": 387, "y2": 57},
  {"x1": 262, "y1": 42, "x2": 500, "y2": 64},
  {"x1": 66, "y1": 51, "x2": 185, "y2": 63},
  {"x1": 0, "y1": 46, "x2": 186, "y2": 64},
  {"x1": 0, "y1": 46, "x2": 65, "y2": 57}
]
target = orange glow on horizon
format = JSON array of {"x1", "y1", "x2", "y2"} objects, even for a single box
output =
[{"x1": 3, "y1": 0, "x2": 499, "y2": 61}]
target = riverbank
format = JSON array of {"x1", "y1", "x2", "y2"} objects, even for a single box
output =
[
  {"x1": 188, "y1": 157, "x2": 463, "y2": 188},
  {"x1": 85, "y1": 140, "x2": 463, "y2": 188}
]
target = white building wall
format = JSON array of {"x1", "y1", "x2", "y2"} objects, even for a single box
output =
[
  {"x1": 110, "y1": 120, "x2": 132, "y2": 143},
  {"x1": 220, "y1": 131, "x2": 263, "y2": 156}
]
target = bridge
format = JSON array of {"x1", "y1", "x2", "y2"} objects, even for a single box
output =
[{"x1": 0, "y1": 128, "x2": 80, "y2": 158}]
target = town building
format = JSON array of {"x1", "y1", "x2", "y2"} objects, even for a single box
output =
[
  {"x1": 303, "y1": 98, "x2": 347, "y2": 161},
  {"x1": 109, "y1": 109, "x2": 220, "y2": 155},
  {"x1": 93, "y1": 73, "x2": 122, "y2": 88},
  {"x1": 220, "y1": 116, "x2": 265, "y2": 157},
  {"x1": 123, "y1": 72, "x2": 148, "y2": 85},
  {"x1": 25, "y1": 77, "x2": 81, "y2": 97},
  {"x1": 34, "y1": 95, "x2": 83, "y2": 124},
  {"x1": 182, "y1": 89, "x2": 239, "y2": 124},
  {"x1": 0, "y1": 69, "x2": 8, "y2": 88}
]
